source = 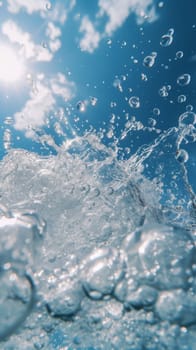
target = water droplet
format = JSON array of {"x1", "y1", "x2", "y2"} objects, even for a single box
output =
[
  {"x1": 176, "y1": 149, "x2": 189, "y2": 163},
  {"x1": 153, "y1": 108, "x2": 160, "y2": 116},
  {"x1": 76, "y1": 101, "x2": 86, "y2": 112},
  {"x1": 143, "y1": 53, "x2": 156, "y2": 68},
  {"x1": 128, "y1": 96, "x2": 140, "y2": 108},
  {"x1": 160, "y1": 34, "x2": 173, "y2": 47},
  {"x1": 177, "y1": 73, "x2": 191, "y2": 86},
  {"x1": 177, "y1": 95, "x2": 186, "y2": 103},
  {"x1": 176, "y1": 51, "x2": 183, "y2": 59},
  {"x1": 110, "y1": 101, "x2": 117, "y2": 108},
  {"x1": 90, "y1": 96, "x2": 98, "y2": 106},
  {"x1": 159, "y1": 86, "x2": 168, "y2": 97},
  {"x1": 107, "y1": 39, "x2": 112, "y2": 45},
  {"x1": 141, "y1": 73, "x2": 148, "y2": 81}
]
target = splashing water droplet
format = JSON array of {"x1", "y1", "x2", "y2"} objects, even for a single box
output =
[
  {"x1": 175, "y1": 149, "x2": 189, "y2": 163},
  {"x1": 129, "y1": 96, "x2": 140, "y2": 108},
  {"x1": 160, "y1": 33, "x2": 173, "y2": 47},
  {"x1": 178, "y1": 95, "x2": 186, "y2": 103},
  {"x1": 159, "y1": 86, "x2": 168, "y2": 97},
  {"x1": 45, "y1": 2, "x2": 52, "y2": 10},
  {"x1": 76, "y1": 101, "x2": 86, "y2": 112},
  {"x1": 143, "y1": 53, "x2": 157, "y2": 68},
  {"x1": 90, "y1": 96, "x2": 98, "y2": 106},
  {"x1": 177, "y1": 73, "x2": 191, "y2": 86}
]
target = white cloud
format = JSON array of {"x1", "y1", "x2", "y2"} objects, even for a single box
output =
[
  {"x1": 79, "y1": 16, "x2": 101, "y2": 53},
  {"x1": 14, "y1": 74, "x2": 75, "y2": 134},
  {"x1": 98, "y1": 0, "x2": 157, "y2": 35},
  {"x1": 2, "y1": 20, "x2": 53, "y2": 62},
  {"x1": 7, "y1": 0, "x2": 76, "y2": 25},
  {"x1": 79, "y1": 0, "x2": 157, "y2": 53},
  {"x1": 46, "y1": 22, "x2": 62, "y2": 53}
]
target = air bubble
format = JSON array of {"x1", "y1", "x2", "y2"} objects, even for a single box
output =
[
  {"x1": 175, "y1": 149, "x2": 189, "y2": 163},
  {"x1": 45, "y1": 2, "x2": 52, "y2": 10},
  {"x1": 177, "y1": 73, "x2": 191, "y2": 86},
  {"x1": 90, "y1": 96, "x2": 98, "y2": 106},
  {"x1": 176, "y1": 51, "x2": 183, "y2": 59},
  {"x1": 141, "y1": 73, "x2": 148, "y2": 81},
  {"x1": 186, "y1": 104, "x2": 193, "y2": 112},
  {"x1": 129, "y1": 96, "x2": 140, "y2": 108},
  {"x1": 153, "y1": 108, "x2": 160, "y2": 116},
  {"x1": 177, "y1": 95, "x2": 186, "y2": 103},
  {"x1": 107, "y1": 39, "x2": 112, "y2": 45},
  {"x1": 159, "y1": 86, "x2": 168, "y2": 97}
]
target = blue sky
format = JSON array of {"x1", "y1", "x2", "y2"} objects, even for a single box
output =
[{"x1": 0, "y1": 0, "x2": 195, "y2": 191}]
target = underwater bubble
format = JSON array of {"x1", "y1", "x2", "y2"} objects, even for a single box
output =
[
  {"x1": 177, "y1": 73, "x2": 191, "y2": 86},
  {"x1": 179, "y1": 111, "x2": 196, "y2": 126},
  {"x1": 129, "y1": 96, "x2": 140, "y2": 108},
  {"x1": 124, "y1": 285, "x2": 158, "y2": 310},
  {"x1": 160, "y1": 34, "x2": 173, "y2": 47},
  {"x1": 81, "y1": 247, "x2": 125, "y2": 299},
  {"x1": 156, "y1": 290, "x2": 196, "y2": 325},
  {"x1": 134, "y1": 224, "x2": 195, "y2": 290},
  {"x1": 178, "y1": 95, "x2": 186, "y2": 103},
  {"x1": 175, "y1": 149, "x2": 189, "y2": 163},
  {"x1": 46, "y1": 280, "x2": 83, "y2": 318},
  {"x1": 76, "y1": 101, "x2": 86, "y2": 112},
  {"x1": 107, "y1": 39, "x2": 112, "y2": 45},
  {"x1": 143, "y1": 53, "x2": 156, "y2": 68},
  {"x1": 0, "y1": 271, "x2": 35, "y2": 340},
  {"x1": 176, "y1": 51, "x2": 184, "y2": 59},
  {"x1": 148, "y1": 118, "x2": 157, "y2": 127},
  {"x1": 153, "y1": 108, "x2": 160, "y2": 116}
]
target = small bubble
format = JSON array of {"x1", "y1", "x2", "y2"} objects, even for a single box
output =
[
  {"x1": 110, "y1": 101, "x2": 117, "y2": 108},
  {"x1": 107, "y1": 39, "x2": 112, "y2": 45},
  {"x1": 148, "y1": 118, "x2": 156, "y2": 127},
  {"x1": 177, "y1": 73, "x2": 191, "y2": 86},
  {"x1": 121, "y1": 40, "x2": 127, "y2": 47},
  {"x1": 168, "y1": 28, "x2": 174, "y2": 35},
  {"x1": 177, "y1": 95, "x2": 186, "y2": 103},
  {"x1": 158, "y1": 1, "x2": 164, "y2": 8},
  {"x1": 176, "y1": 51, "x2": 183, "y2": 59},
  {"x1": 175, "y1": 149, "x2": 189, "y2": 163},
  {"x1": 153, "y1": 108, "x2": 160, "y2": 116},
  {"x1": 76, "y1": 101, "x2": 86, "y2": 112},
  {"x1": 186, "y1": 104, "x2": 193, "y2": 112},
  {"x1": 128, "y1": 96, "x2": 140, "y2": 108}
]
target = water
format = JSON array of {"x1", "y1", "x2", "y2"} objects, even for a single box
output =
[
  {"x1": 0, "y1": 117, "x2": 195, "y2": 349},
  {"x1": 0, "y1": 2, "x2": 196, "y2": 349}
]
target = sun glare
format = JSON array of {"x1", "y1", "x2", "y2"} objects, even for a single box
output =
[{"x1": 0, "y1": 44, "x2": 24, "y2": 83}]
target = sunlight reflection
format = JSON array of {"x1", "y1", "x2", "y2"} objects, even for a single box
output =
[{"x1": 0, "y1": 44, "x2": 24, "y2": 83}]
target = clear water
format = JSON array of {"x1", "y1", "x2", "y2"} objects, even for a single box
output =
[{"x1": 0, "y1": 1, "x2": 196, "y2": 349}]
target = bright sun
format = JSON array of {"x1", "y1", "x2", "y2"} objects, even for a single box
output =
[{"x1": 0, "y1": 44, "x2": 24, "y2": 83}]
